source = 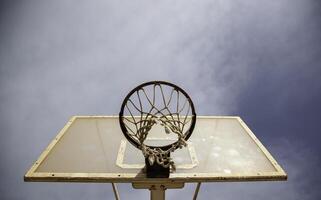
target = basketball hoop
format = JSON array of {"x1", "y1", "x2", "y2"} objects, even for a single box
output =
[{"x1": 119, "y1": 81, "x2": 196, "y2": 177}]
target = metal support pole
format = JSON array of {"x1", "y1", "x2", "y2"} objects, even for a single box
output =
[
  {"x1": 150, "y1": 185, "x2": 166, "y2": 200},
  {"x1": 193, "y1": 182, "x2": 201, "y2": 200},
  {"x1": 132, "y1": 182, "x2": 184, "y2": 200},
  {"x1": 111, "y1": 183, "x2": 120, "y2": 200}
]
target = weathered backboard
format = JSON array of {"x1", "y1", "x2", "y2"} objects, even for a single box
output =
[{"x1": 24, "y1": 116, "x2": 286, "y2": 183}]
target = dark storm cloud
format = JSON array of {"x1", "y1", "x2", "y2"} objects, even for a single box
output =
[{"x1": 1, "y1": 0, "x2": 320, "y2": 199}]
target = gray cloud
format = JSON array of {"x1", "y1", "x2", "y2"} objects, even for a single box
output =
[{"x1": 1, "y1": 0, "x2": 320, "y2": 199}]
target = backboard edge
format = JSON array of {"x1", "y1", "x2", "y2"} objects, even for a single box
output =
[
  {"x1": 24, "y1": 116, "x2": 77, "y2": 180},
  {"x1": 236, "y1": 117, "x2": 287, "y2": 178}
]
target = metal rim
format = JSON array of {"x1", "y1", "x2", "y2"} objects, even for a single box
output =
[{"x1": 119, "y1": 81, "x2": 196, "y2": 151}]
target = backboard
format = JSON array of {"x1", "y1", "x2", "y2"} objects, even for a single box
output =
[{"x1": 24, "y1": 116, "x2": 286, "y2": 183}]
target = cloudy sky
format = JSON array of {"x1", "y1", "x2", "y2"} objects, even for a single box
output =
[{"x1": 1, "y1": 0, "x2": 321, "y2": 199}]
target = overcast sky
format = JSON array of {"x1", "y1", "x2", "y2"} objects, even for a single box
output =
[{"x1": 1, "y1": 0, "x2": 321, "y2": 199}]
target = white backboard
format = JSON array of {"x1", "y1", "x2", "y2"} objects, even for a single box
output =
[{"x1": 24, "y1": 116, "x2": 287, "y2": 183}]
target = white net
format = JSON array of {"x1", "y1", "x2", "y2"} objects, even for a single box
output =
[{"x1": 120, "y1": 82, "x2": 195, "y2": 170}]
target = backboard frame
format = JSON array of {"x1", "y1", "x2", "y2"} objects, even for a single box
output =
[{"x1": 24, "y1": 116, "x2": 287, "y2": 183}]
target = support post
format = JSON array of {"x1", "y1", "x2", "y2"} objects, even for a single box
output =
[
  {"x1": 111, "y1": 183, "x2": 120, "y2": 200},
  {"x1": 150, "y1": 185, "x2": 165, "y2": 200},
  {"x1": 132, "y1": 182, "x2": 184, "y2": 200},
  {"x1": 193, "y1": 182, "x2": 201, "y2": 200}
]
